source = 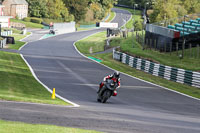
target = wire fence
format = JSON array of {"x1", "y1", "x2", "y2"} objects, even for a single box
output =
[{"x1": 134, "y1": 31, "x2": 200, "y2": 59}]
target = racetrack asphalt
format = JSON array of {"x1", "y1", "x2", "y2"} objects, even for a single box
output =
[{"x1": 0, "y1": 8, "x2": 200, "y2": 133}]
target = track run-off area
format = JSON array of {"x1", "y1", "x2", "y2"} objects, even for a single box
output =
[{"x1": 0, "y1": 8, "x2": 200, "y2": 133}]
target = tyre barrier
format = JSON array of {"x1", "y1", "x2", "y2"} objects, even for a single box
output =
[{"x1": 113, "y1": 49, "x2": 200, "y2": 88}]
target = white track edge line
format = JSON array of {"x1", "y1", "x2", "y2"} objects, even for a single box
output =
[
  {"x1": 110, "y1": 11, "x2": 116, "y2": 22},
  {"x1": 20, "y1": 54, "x2": 80, "y2": 107},
  {"x1": 20, "y1": 32, "x2": 32, "y2": 42},
  {"x1": 0, "y1": 100, "x2": 76, "y2": 108},
  {"x1": 19, "y1": 32, "x2": 33, "y2": 51},
  {"x1": 73, "y1": 29, "x2": 200, "y2": 102}
]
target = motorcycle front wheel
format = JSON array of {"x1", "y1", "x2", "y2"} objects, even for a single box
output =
[{"x1": 102, "y1": 90, "x2": 111, "y2": 103}]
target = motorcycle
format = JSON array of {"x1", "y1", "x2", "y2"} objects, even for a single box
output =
[{"x1": 97, "y1": 79, "x2": 118, "y2": 103}]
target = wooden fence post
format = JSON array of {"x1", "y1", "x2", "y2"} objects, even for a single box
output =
[
  {"x1": 170, "y1": 42, "x2": 172, "y2": 55},
  {"x1": 154, "y1": 39, "x2": 157, "y2": 50},
  {"x1": 164, "y1": 42, "x2": 167, "y2": 53},
  {"x1": 197, "y1": 44, "x2": 200, "y2": 59},
  {"x1": 150, "y1": 39, "x2": 152, "y2": 50},
  {"x1": 176, "y1": 42, "x2": 178, "y2": 56},
  {"x1": 189, "y1": 43, "x2": 192, "y2": 58}
]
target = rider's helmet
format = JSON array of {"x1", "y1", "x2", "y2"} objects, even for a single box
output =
[{"x1": 113, "y1": 71, "x2": 120, "y2": 78}]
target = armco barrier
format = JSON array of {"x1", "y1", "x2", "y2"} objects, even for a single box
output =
[{"x1": 113, "y1": 49, "x2": 200, "y2": 88}]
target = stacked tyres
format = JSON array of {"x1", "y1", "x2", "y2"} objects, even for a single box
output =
[{"x1": 113, "y1": 49, "x2": 200, "y2": 88}]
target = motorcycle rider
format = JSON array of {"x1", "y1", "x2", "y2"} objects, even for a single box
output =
[{"x1": 97, "y1": 71, "x2": 121, "y2": 96}]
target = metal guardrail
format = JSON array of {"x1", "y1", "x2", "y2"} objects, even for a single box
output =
[{"x1": 113, "y1": 49, "x2": 200, "y2": 88}]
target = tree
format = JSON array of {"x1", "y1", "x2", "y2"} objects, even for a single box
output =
[
  {"x1": 47, "y1": 0, "x2": 73, "y2": 21},
  {"x1": 26, "y1": 0, "x2": 73, "y2": 22},
  {"x1": 150, "y1": 0, "x2": 180, "y2": 23},
  {"x1": 64, "y1": 0, "x2": 89, "y2": 22},
  {"x1": 26, "y1": 0, "x2": 48, "y2": 18},
  {"x1": 183, "y1": 0, "x2": 200, "y2": 14},
  {"x1": 134, "y1": 20, "x2": 142, "y2": 31}
]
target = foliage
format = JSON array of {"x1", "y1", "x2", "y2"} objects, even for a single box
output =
[
  {"x1": 25, "y1": 0, "x2": 117, "y2": 23},
  {"x1": 26, "y1": 0, "x2": 74, "y2": 22},
  {"x1": 26, "y1": 0, "x2": 49, "y2": 18},
  {"x1": 64, "y1": 0, "x2": 88, "y2": 22},
  {"x1": 150, "y1": 0, "x2": 180, "y2": 23},
  {"x1": 90, "y1": 2, "x2": 105, "y2": 20},
  {"x1": 30, "y1": 18, "x2": 43, "y2": 24},
  {"x1": 23, "y1": 17, "x2": 31, "y2": 22},
  {"x1": 149, "y1": 0, "x2": 200, "y2": 23},
  {"x1": 134, "y1": 20, "x2": 143, "y2": 31},
  {"x1": 117, "y1": 0, "x2": 200, "y2": 23},
  {"x1": 64, "y1": 0, "x2": 117, "y2": 22}
]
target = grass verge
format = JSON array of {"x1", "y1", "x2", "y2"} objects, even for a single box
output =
[
  {"x1": 115, "y1": 6, "x2": 142, "y2": 29},
  {"x1": 105, "y1": 11, "x2": 116, "y2": 22},
  {"x1": 6, "y1": 31, "x2": 31, "y2": 50},
  {"x1": 75, "y1": 31, "x2": 200, "y2": 99},
  {"x1": 11, "y1": 19, "x2": 43, "y2": 29},
  {"x1": 75, "y1": 31, "x2": 106, "y2": 54},
  {"x1": 0, "y1": 120, "x2": 102, "y2": 133},
  {"x1": 110, "y1": 34, "x2": 200, "y2": 71},
  {"x1": 0, "y1": 29, "x2": 69, "y2": 105},
  {"x1": 6, "y1": 41, "x2": 26, "y2": 50},
  {"x1": 77, "y1": 11, "x2": 115, "y2": 31},
  {"x1": 0, "y1": 51, "x2": 69, "y2": 105}
]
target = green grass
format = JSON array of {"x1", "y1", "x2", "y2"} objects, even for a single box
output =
[
  {"x1": 0, "y1": 120, "x2": 102, "y2": 133},
  {"x1": 75, "y1": 31, "x2": 200, "y2": 99},
  {"x1": 11, "y1": 32, "x2": 31, "y2": 41},
  {"x1": 7, "y1": 41, "x2": 26, "y2": 50},
  {"x1": 105, "y1": 11, "x2": 116, "y2": 22},
  {"x1": 0, "y1": 51, "x2": 69, "y2": 105},
  {"x1": 75, "y1": 31, "x2": 106, "y2": 54},
  {"x1": 115, "y1": 6, "x2": 142, "y2": 29},
  {"x1": 110, "y1": 35, "x2": 200, "y2": 71},
  {"x1": 76, "y1": 11, "x2": 115, "y2": 31},
  {"x1": 91, "y1": 53, "x2": 200, "y2": 99},
  {"x1": 0, "y1": 30, "x2": 70, "y2": 105},
  {"x1": 11, "y1": 19, "x2": 43, "y2": 29},
  {"x1": 5, "y1": 31, "x2": 31, "y2": 50}
]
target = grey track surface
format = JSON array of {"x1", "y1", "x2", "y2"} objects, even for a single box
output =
[{"x1": 0, "y1": 8, "x2": 200, "y2": 133}]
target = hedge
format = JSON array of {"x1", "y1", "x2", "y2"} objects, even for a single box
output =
[
  {"x1": 23, "y1": 17, "x2": 31, "y2": 22},
  {"x1": 30, "y1": 18, "x2": 42, "y2": 24}
]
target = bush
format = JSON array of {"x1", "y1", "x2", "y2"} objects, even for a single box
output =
[
  {"x1": 42, "y1": 18, "x2": 64, "y2": 24},
  {"x1": 30, "y1": 18, "x2": 42, "y2": 24},
  {"x1": 23, "y1": 17, "x2": 31, "y2": 22}
]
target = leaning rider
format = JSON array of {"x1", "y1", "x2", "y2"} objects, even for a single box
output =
[{"x1": 97, "y1": 71, "x2": 121, "y2": 96}]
